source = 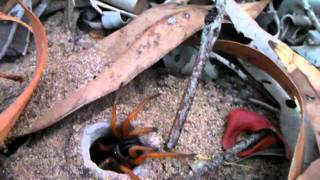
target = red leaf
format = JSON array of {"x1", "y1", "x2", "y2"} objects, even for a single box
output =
[{"x1": 222, "y1": 108, "x2": 290, "y2": 158}]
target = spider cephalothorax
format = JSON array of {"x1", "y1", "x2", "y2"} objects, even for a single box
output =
[{"x1": 90, "y1": 94, "x2": 192, "y2": 180}]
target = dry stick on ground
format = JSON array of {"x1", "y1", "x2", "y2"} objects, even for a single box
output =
[
  {"x1": 167, "y1": 0, "x2": 191, "y2": 4},
  {"x1": 248, "y1": 98, "x2": 280, "y2": 113},
  {"x1": 0, "y1": 71, "x2": 25, "y2": 83},
  {"x1": 165, "y1": 0, "x2": 226, "y2": 149},
  {"x1": 189, "y1": 131, "x2": 268, "y2": 178}
]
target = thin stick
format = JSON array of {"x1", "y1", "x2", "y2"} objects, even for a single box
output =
[
  {"x1": 95, "y1": 0, "x2": 137, "y2": 18},
  {"x1": 166, "y1": 0, "x2": 191, "y2": 4},
  {"x1": 208, "y1": 51, "x2": 247, "y2": 80},
  {"x1": 189, "y1": 131, "x2": 268, "y2": 178},
  {"x1": 0, "y1": 71, "x2": 25, "y2": 83},
  {"x1": 165, "y1": 0, "x2": 226, "y2": 149},
  {"x1": 248, "y1": 98, "x2": 279, "y2": 113}
]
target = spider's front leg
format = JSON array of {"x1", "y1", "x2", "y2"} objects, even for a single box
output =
[
  {"x1": 122, "y1": 94, "x2": 160, "y2": 138},
  {"x1": 100, "y1": 158, "x2": 140, "y2": 180},
  {"x1": 111, "y1": 98, "x2": 122, "y2": 139},
  {"x1": 119, "y1": 165, "x2": 140, "y2": 180},
  {"x1": 127, "y1": 127, "x2": 158, "y2": 137},
  {"x1": 128, "y1": 145, "x2": 156, "y2": 158}
]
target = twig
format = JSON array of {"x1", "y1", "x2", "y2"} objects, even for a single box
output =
[
  {"x1": 302, "y1": 0, "x2": 320, "y2": 33},
  {"x1": 64, "y1": 0, "x2": 75, "y2": 30},
  {"x1": 165, "y1": 0, "x2": 226, "y2": 149},
  {"x1": 189, "y1": 131, "x2": 268, "y2": 178},
  {"x1": 165, "y1": 0, "x2": 190, "y2": 4},
  {"x1": 248, "y1": 98, "x2": 279, "y2": 113},
  {"x1": 223, "y1": 161, "x2": 253, "y2": 169},
  {"x1": 0, "y1": 71, "x2": 25, "y2": 83},
  {"x1": 208, "y1": 51, "x2": 247, "y2": 80},
  {"x1": 92, "y1": 0, "x2": 137, "y2": 18}
]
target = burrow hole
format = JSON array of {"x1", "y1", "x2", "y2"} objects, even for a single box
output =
[{"x1": 89, "y1": 133, "x2": 143, "y2": 173}]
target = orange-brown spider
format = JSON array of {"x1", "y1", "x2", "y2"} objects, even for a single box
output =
[{"x1": 90, "y1": 94, "x2": 192, "y2": 180}]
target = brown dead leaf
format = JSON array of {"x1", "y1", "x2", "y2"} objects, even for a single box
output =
[
  {"x1": 18, "y1": 4, "x2": 208, "y2": 136},
  {"x1": 0, "y1": 12, "x2": 32, "y2": 32},
  {"x1": 0, "y1": 71, "x2": 25, "y2": 82},
  {"x1": 12, "y1": 2, "x2": 272, "y2": 138},
  {"x1": 270, "y1": 41, "x2": 320, "y2": 179},
  {"x1": 0, "y1": 0, "x2": 48, "y2": 144},
  {"x1": 224, "y1": 0, "x2": 320, "y2": 178},
  {"x1": 214, "y1": 41, "x2": 306, "y2": 165},
  {"x1": 214, "y1": 40, "x2": 302, "y2": 124}
]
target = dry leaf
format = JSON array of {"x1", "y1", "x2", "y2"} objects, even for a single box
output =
[
  {"x1": 0, "y1": 0, "x2": 48, "y2": 144},
  {"x1": 224, "y1": 0, "x2": 320, "y2": 178},
  {"x1": 17, "y1": 4, "x2": 208, "y2": 136},
  {"x1": 12, "y1": 2, "x2": 272, "y2": 138},
  {"x1": 0, "y1": 12, "x2": 32, "y2": 32},
  {"x1": 214, "y1": 40, "x2": 309, "y2": 171},
  {"x1": 270, "y1": 41, "x2": 320, "y2": 179}
]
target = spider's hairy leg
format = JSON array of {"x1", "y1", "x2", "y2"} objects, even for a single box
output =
[
  {"x1": 119, "y1": 165, "x2": 140, "y2": 180},
  {"x1": 127, "y1": 127, "x2": 158, "y2": 137},
  {"x1": 100, "y1": 158, "x2": 140, "y2": 180},
  {"x1": 111, "y1": 96, "x2": 121, "y2": 139},
  {"x1": 133, "y1": 152, "x2": 194, "y2": 165},
  {"x1": 122, "y1": 94, "x2": 160, "y2": 138},
  {"x1": 128, "y1": 145, "x2": 156, "y2": 158}
]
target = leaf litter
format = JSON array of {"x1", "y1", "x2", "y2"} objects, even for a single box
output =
[{"x1": 0, "y1": 0, "x2": 320, "y2": 179}]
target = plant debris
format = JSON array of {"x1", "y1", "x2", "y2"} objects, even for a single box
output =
[
  {"x1": 0, "y1": 0, "x2": 320, "y2": 179},
  {"x1": 0, "y1": 0, "x2": 48, "y2": 145},
  {"x1": 166, "y1": 0, "x2": 225, "y2": 149}
]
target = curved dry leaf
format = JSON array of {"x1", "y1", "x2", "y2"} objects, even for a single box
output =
[
  {"x1": 239, "y1": 57, "x2": 319, "y2": 168},
  {"x1": 270, "y1": 41, "x2": 320, "y2": 179},
  {"x1": 19, "y1": 4, "x2": 208, "y2": 136},
  {"x1": 12, "y1": 2, "x2": 274, "y2": 138},
  {"x1": 0, "y1": 0, "x2": 48, "y2": 143},
  {"x1": 224, "y1": 0, "x2": 320, "y2": 178},
  {"x1": 214, "y1": 41, "x2": 311, "y2": 166},
  {"x1": 214, "y1": 40, "x2": 302, "y2": 104},
  {"x1": 0, "y1": 12, "x2": 32, "y2": 32}
]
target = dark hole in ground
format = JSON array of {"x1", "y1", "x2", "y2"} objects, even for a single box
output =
[
  {"x1": 90, "y1": 133, "x2": 144, "y2": 173},
  {"x1": 285, "y1": 99, "x2": 297, "y2": 108},
  {"x1": 0, "y1": 136, "x2": 29, "y2": 157}
]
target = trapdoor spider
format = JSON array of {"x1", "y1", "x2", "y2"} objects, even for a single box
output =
[{"x1": 90, "y1": 94, "x2": 192, "y2": 180}]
